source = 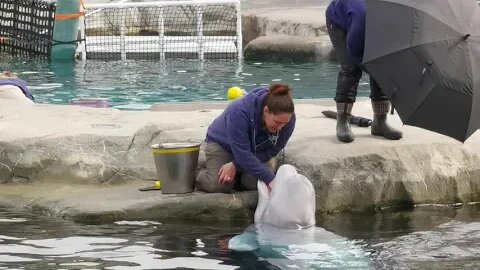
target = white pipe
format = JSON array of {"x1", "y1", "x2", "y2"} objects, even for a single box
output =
[
  {"x1": 158, "y1": 7, "x2": 165, "y2": 60},
  {"x1": 120, "y1": 13, "x2": 126, "y2": 60},
  {"x1": 235, "y1": 0, "x2": 242, "y2": 60},
  {"x1": 85, "y1": 0, "x2": 130, "y2": 17},
  {"x1": 78, "y1": 16, "x2": 86, "y2": 60},
  {"x1": 85, "y1": 0, "x2": 239, "y2": 9},
  {"x1": 196, "y1": 6, "x2": 204, "y2": 60}
]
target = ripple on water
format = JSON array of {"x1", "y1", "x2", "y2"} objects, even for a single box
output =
[
  {"x1": 0, "y1": 255, "x2": 39, "y2": 262},
  {"x1": 0, "y1": 224, "x2": 240, "y2": 270},
  {"x1": 114, "y1": 221, "x2": 162, "y2": 226},
  {"x1": 1, "y1": 54, "x2": 366, "y2": 108},
  {"x1": 372, "y1": 221, "x2": 480, "y2": 268},
  {"x1": 0, "y1": 203, "x2": 478, "y2": 269},
  {"x1": 0, "y1": 218, "x2": 27, "y2": 223}
]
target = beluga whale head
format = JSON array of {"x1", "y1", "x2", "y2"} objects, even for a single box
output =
[{"x1": 254, "y1": 164, "x2": 316, "y2": 229}]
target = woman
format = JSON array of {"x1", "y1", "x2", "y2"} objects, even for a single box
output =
[
  {"x1": 196, "y1": 83, "x2": 296, "y2": 193},
  {"x1": 0, "y1": 71, "x2": 35, "y2": 103},
  {"x1": 326, "y1": 0, "x2": 402, "y2": 142}
]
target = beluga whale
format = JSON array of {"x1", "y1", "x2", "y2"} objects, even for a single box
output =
[{"x1": 228, "y1": 164, "x2": 372, "y2": 269}]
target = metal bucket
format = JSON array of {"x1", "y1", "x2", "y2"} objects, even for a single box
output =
[{"x1": 151, "y1": 142, "x2": 201, "y2": 194}]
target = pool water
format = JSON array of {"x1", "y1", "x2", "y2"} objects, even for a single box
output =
[
  {"x1": 0, "y1": 204, "x2": 478, "y2": 269},
  {"x1": 0, "y1": 54, "x2": 371, "y2": 110}
]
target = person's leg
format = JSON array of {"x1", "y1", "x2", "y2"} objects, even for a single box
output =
[
  {"x1": 238, "y1": 158, "x2": 277, "y2": 191},
  {"x1": 195, "y1": 143, "x2": 236, "y2": 193},
  {"x1": 326, "y1": 19, "x2": 362, "y2": 143},
  {"x1": 370, "y1": 78, "x2": 403, "y2": 140},
  {"x1": 369, "y1": 77, "x2": 388, "y2": 102},
  {"x1": 0, "y1": 85, "x2": 34, "y2": 104}
]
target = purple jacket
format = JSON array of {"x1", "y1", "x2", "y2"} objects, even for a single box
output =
[
  {"x1": 0, "y1": 78, "x2": 35, "y2": 101},
  {"x1": 206, "y1": 87, "x2": 296, "y2": 184},
  {"x1": 326, "y1": 0, "x2": 366, "y2": 64}
]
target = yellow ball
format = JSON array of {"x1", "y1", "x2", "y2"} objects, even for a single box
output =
[
  {"x1": 227, "y1": 86, "x2": 245, "y2": 100},
  {"x1": 154, "y1": 180, "x2": 161, "y2": 189}
]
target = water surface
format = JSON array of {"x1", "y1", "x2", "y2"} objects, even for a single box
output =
[
  {"x1": 0, "y1": 204, "x2": 478, "y2": 269},
  {"x1": 0, "y1": 54, "x2": 370, "y2": 109}
]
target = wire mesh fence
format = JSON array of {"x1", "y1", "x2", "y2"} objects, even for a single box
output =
[
  {"x1": 0, "y1": 0, "x2": 55, "y2": 56},
  {"x1": 0, "y1": 0, "x2": 242, "y2": 60},
  {"x1": 82, "y1": 0, "x2": 241, "y2": 60}
]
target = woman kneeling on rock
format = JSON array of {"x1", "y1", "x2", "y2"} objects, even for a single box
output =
[{"x1": 196, "y1": 83, "x2": 296, "y2": 193}]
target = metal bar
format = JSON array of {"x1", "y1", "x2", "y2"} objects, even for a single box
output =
[
  {"x1": 85, "y1": 0, "x2": 239, "y2": 9},
  {"x1": 75, "y1": 15, "x2": 86, "y2": 60},
  {"x1": 120, "y1": 9, "x2": 126, "y2": 60},
  {"x1": 235, "y1": 0, "x2": 242, "y2": 60},
  {"x1": 196, "y1": 5, "x2": 203, "y2": 60},
  {"x1": 85, "y1": 0, "x2": 129, "y2": 17},
  {"x1": 158, "y1": 7, "x2": 164, "y2": 60}
]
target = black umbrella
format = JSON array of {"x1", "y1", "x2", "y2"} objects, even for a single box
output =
[{"x1": 362, "y1": 0, "x2": 480, "y2": 142}]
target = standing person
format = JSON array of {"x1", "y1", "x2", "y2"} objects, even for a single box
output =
[
  {"x1": 196, "y1": 83, "x2": 296, "y2": 193},
  {"x1": 326, "y1": 0, "x2": 402, "y2": 143},
  {"x1": 0, "y1": 71, "x2": 35, "y2": 103}
]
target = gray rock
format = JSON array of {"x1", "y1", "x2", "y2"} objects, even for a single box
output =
[
  {"x1": 244, "y1": 35, "x2": 333, "y2": 62},
  {"x1": 242, "y1": 7, "x2": 328, "y2": 45},
  {"x1": 241, "y1": 7, "x2": 334, "y2": 62},
  {"x1": 0, "y1": 99, "x2": 479, "y2": 223}
]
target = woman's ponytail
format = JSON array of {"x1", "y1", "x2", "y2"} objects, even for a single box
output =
[{"x1": 264, "y1": 83, "x2": 294, "y2": 114}]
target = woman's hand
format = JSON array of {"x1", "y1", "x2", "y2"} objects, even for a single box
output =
[
  {"x1": 218, "y1": 162, "x2": 237, "y2": 184},
  {"x1": 217, "y1": 237, "x2": 230, "y2": 253},
  {"x1": 267, "y1": 180, "x2": 274, "y2": 193}
]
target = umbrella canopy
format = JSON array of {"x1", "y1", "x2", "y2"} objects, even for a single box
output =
[{"x1": 362, "y1": 0, "x2": 480, "y2": 142}]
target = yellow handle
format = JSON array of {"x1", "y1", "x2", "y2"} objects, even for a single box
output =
[{"x1": 152, "y1": 147, "x2": 200, "y2": 154}]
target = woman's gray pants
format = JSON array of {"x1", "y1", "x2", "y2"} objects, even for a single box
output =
[{"x1": 195, "y1": 143, "x2": 276, "y2": 193}]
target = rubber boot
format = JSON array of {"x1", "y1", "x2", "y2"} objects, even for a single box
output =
[
  {"x1": 371, "y1": 100, "x2": 403, "y2": 140},
  {"x1": 336, "y1": 102, "x2": 354, "y2": 143}
]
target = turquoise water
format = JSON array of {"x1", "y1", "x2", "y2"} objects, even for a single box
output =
[
  {"x1": 0, "y1": 204, "x2": 479, "y2": 269},
  {"x1": 0, "y1": 54, "x2": 370, "y2": 110}
]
